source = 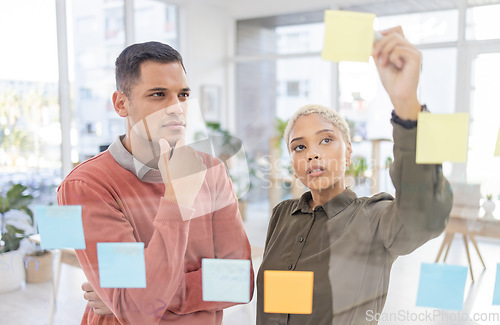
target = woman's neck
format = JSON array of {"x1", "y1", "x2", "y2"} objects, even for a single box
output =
[{"x1": 308, "y1": 180, "x2": 346, "y2": 210}]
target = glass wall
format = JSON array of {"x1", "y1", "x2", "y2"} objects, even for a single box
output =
[
  {"x1": 466, "y1": 4, "x2": 500, "y2": 40},
  {"x1": 236, "y1": 7, "x2": 463, "y2": 202},
  {"x1": 374, "y1": 9, "x2": 458, "y2": 44},
  {"x1": 0, "y1": 0, "x2": 179, "y2": 201},
  {"x1": 0, "y1": 0, "x2": 61, "y2": 205},
  {"x1": 69, "y1": 0, "x2": 179, "y2": 163},
  {"x1": 135, "y1": 0, "x2": 178, "y2": 47},
  {"x1": 467, "y1": 53, "x2": 500, "y2": 199},
  {"x1": 236, "y1": 11, "x2": 332, "y2": 203},
  {"x1": 69, "y1": 0, "x2": 126, "y2": 162}
]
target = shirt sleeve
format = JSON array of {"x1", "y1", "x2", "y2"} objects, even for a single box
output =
[
  {"x1": 167, "y1": 160, "x2": 255, "y2": 315},
  {"x1": 375, "y1": 121, "x2": 453, "y2": 256},
  {"x1": 58, "y1": 179, "x2": 193, "y2": 325}
]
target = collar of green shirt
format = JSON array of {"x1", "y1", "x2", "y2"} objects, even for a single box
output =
[{"x1": 292, "y1": 188, "x2": 357, "y2": 219}]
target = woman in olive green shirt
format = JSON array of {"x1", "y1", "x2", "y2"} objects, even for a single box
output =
[{"x1": 256, "y1": 27, "x2": 453, "y2": 325}]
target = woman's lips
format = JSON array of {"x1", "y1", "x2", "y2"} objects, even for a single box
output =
[{"x1": 307, "y1": 167, "x2": 325, "y2": 177}]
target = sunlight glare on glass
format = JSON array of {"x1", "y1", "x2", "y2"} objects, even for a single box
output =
[{"x1": 0, "y1": 0, "x2": 58, "y2": 82}]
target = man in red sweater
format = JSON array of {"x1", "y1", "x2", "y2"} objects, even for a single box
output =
[{"x1": 57, "y1": 41, "x2": 253, "y2": 324}]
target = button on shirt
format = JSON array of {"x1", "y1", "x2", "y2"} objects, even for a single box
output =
[{"x1": 256, "y1": 122, "x2": 453, "y2": 325}]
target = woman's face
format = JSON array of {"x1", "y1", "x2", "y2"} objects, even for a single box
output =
[{"x1": 288, "y1": 114, "x2": 352, "y2": 193}]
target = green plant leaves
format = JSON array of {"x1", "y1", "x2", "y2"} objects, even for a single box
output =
[
  {"x1": 1, "y1": 225, "x2": 25, "y2": 253},
  {"x1": 0, "y1": 183, "x2": 34, "y2": 254}
]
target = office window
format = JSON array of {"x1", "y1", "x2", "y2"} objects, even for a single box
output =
[
  {"x1": 286, "y1": 81, "x2": 300, "y2": 97},
  {"x1": 276, "y1": 23, "x2": 324, "y2": 54},
  {"x1": 466, "y1": 4, "x2": 500, "y2": 40},
  {"x1": 276, "y1": 59, "x2": 331, "y2": 120},
  {"x1": 237, "y1": 10, "x2": 324, "y2": 56},
  {"x1": 374, "y1": 9, "x2": 458, "y2": 44},
  {"x1": 69, "y1": 0, "x2": 125, "y2": 162},
  {"x1": 135, "y1": 0, "x2": 179, "y2": 47},
  {"x1": 0, "y1": 0, "x2": 61, "y2": 203},
  {"x1": 467, "y1": 53, "x2": 500, "y2": 198},
  {"x1": 69, "y1": 0, "x2": 179, "y2": 162}
]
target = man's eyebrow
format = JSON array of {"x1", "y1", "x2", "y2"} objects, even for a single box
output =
[
  {"x1": 147, "y1": 87, "x2": 167, "y2": 92},
  {"x1": 290, "y1": 129, "x2": 335, "y2": 144},
  {"x1": 146, "y1": 87, "x2": 191, "y2": 92}
]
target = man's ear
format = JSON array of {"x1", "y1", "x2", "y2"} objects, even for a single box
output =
[{"x1": 113, "y1": 91, "x2": 129, "y2": 117}]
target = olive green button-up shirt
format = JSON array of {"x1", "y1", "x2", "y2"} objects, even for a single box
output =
[{"x1": 257, "y1": 122, "x2": 453, "y2": 325}]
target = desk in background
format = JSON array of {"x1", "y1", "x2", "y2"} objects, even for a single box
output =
[
  {"x1": 435, "y1": 210, "x2": 500, "y2": 281},
  {"x1": 435, "y1": 183, "x2": 500, "y2": 281}
]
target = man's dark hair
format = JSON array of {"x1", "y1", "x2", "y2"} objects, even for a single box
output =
[{"x1": 115, "y1": 41, "x2": 185, "y2": 96}]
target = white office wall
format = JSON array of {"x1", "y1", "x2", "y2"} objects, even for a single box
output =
[{"x1": 177, "y1": 1, "x2": 231, "y2": 129}]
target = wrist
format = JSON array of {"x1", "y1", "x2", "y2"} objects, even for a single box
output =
[{"x1": 392, "y1": 97, "x2": 421, "y2": 121}]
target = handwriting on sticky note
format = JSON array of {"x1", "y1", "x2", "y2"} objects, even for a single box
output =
[
  {"x1": 35, "y1": 205, "x2": 86, "y2": 249},
  {"x1": 202, "y1": 258, "x2": 251, "y2": 303},
  {"x1": 322, "y1": 10, "x2": 376, "y2": 62},
  {"x1": 264, "y1": 270, "x2": 314, "y2": 314},
  {"x1": 493, "y1": 264, "x2": 500, "y2": 305},
  {"x1": 494, "y1": 128, "x2": 500, "y2": 157},
  {"x1": 97, "y1": 242, "x2": 146, "y2": 288},
  {"x1": 416, "y1": 263, "x2": 468, "y2": 311},
  {"x1": 416, "y1": 113, "x2": 469, "y2": 164}
]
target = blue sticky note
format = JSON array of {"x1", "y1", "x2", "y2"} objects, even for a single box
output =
[
  {"x1": 493, "y1": 264, "x2": 500, "y2": 305},
  {"x1": 35, "y1": 205, "x2": 86, "y2": 249},
  {"x1": 416, "y1": 263, "x2": 468, "y2": 310},
  {"x1": 202, "y1": 258, "x2": 251, "y2": 303},
  {"x1": 97, "y1": 242, "x2": 146, "y2": 288}
]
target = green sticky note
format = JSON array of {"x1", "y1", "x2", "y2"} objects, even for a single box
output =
[
  {"x1": 322, "y1": 10, "x2": 376, "y2": 62},
  {"x1": 416, "y1": 113, "x2": 469, "y2": 164},
  {"x1": 202, "y1": 258, "x2": 251, "y2": 303},
  {"x1": 35, "y1": 205, "x2": 85, "y2": 249},
  {"x1": 494, "y1": 128, "x2": 500, "y2": 157},
  {"x1": 97, "y1": 242, "x2": 146, "y2": 288},
  {"x1": 416, "y1": 263, "x2": 468, "y2": 310}
]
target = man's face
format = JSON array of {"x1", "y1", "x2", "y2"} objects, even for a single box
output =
[
  {"x1": 288, "y1": 114, "x2": 352, "y2": 194},
  {"x1": 119, "y1": 61, "x2": 190, "y2": 149}
]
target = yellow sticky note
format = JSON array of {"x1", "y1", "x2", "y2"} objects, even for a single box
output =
[
  {"x1": 495, "y1": 128, "x2": 500, "y2": 157},
  {"x1": 416, "y1": 113, "x2": 469, "y2": 164},
  {"x1": 322, "y1": 10, "x2": 376, "y2": 62},
  {"x1": 264, "y1": 270, "x2": 314, "y2": 314}
]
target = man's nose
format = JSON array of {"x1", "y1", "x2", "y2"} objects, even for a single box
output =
[{"x1": 165, "y1": 99, "x2": 184, "y2": 116}]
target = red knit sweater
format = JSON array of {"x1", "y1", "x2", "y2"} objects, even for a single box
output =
[{"x1": 57, "y1": 149, "x2": 254, "y2": 324}]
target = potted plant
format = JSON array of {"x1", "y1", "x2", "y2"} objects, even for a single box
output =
[
  {"x1": 482, "y1": 194, "x2": 496, "y2": 219},
  {"x1": 0, "y1": 184, "x2": 52, "y2": 292},
  {"x1": 1, "y1": 184, "x2": 32, "y2": 292},
  {"x1": 345, "y1": 155, "x2": 368, "y2": 190},
  {"x1": 204, "y1": 122, "x2": 255, "y2": 221}
]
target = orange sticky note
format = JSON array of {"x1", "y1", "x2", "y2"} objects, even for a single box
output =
[
  {"x1": 322, "y1": 10, "x2": 376, "y2": 62},
  {"x1": 416, "y1": 112, "x2": 469, "y2": 164},
  {"x1": 495, "y1": 128, "x2": 500, "y2": 157},
  {"x1": 264, "y1": 270, "x2": 314, "y2": 314}
]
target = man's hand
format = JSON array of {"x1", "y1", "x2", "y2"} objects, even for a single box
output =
[
  {"x1": 159, "y1": 138, "x2": 207, "y2": 208},
  {"x1": 372, "y1": 26, "x2": 422, "y2": 120},
  {"x1": 82, "y1": 282, "x2": 113, "y2": 316}
]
